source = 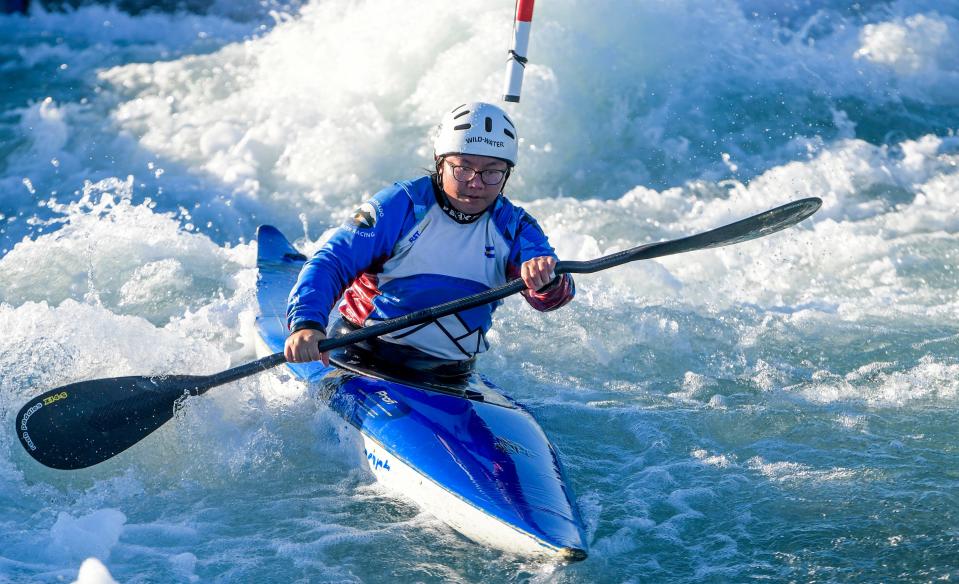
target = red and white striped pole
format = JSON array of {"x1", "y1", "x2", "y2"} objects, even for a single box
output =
[{"x1": 502, "y1": 0, "x2": 535, "y2": 103}]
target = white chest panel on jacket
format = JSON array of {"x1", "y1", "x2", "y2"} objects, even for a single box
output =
[
  {"x1": 368, "y1": 205, "x2": 512, "y2": 360},
  {"x1": 380, "y1": 204, "x2": 510, "y2": 288}
]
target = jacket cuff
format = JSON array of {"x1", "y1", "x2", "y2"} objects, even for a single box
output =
[
  {"x1": 289, "y1": 320, "x2": 326, "y2": 334},
  {"x1": 523, "y1": 273, "x2": 575, "y2": 311}
]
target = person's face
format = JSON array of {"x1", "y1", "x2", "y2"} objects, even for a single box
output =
[{"x1": 438, "y1": 154, "x2": 509, "y2": 215}]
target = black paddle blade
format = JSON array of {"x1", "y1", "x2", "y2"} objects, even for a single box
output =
[
  {"x1": 678, "y1": 196, "x2": 823, "y2": 251},
  {"x1": 560, "y1": 197, "x2": 823, "y2": 274},
  {"x1": 15, "y1": 375, "x2": 206, "y2": 470}
]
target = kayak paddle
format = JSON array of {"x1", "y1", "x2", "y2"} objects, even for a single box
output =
[{"x1": 15, "y1": 197, "x2": 821, "y2": 470}]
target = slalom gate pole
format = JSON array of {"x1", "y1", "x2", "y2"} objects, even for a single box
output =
[{"x1": 503, "y1": 0, "x2": 535, "y2": 103}]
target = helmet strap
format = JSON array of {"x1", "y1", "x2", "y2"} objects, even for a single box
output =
[{"x1": 499, "y1": 167, "x2": 512, "y2": 194}]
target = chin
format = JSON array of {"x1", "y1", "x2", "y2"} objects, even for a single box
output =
[{"x1": 452, "y1": 198, "x2": 491, "y2": 214}]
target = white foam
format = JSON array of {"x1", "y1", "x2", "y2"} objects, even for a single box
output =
[
  {"x1": 79, "y1": 0, "x2": 958, "y2": 210},
  {"x1": 536, "y1": 133, "x2": 959, "y2": 324},
  {"x1": 13, "y1": 97, "x2": 69, "y2": 172},
  {"x1": 747, "y1": 456, "x2": 857, "y2": 483},
  {"x1": 25, "y1": 2, "x2": 252, "y2": 46},
  {"x1": 0, "y1": 177, "x2": 253, "y2": 324},
  {"x1": 97, "y1": 0, "x2": 501, "y2": 205},
  {"x1": 0, "y1": 298, "x2": 229, "y2": 418},
  {"x1": 691, "y1": 448, "x2": 734, "y2": 469},
  {"x1": 801, "y1": 356, "x2": 959, "y2": 406},
  {"x1": 51, "y1": 509, "x2": 126, "y2": 562},
  {"x1": 855, "y1": 13, "x2": 959, "y2": 76}
]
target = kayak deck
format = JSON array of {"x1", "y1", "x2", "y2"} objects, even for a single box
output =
[{"x1": 254, "y1": 225, "x2": 588, "y2": 559}]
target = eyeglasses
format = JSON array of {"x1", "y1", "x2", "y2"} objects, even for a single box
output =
[{"x1": 445, "y1": 160, "x2": 508, "y2": 186}]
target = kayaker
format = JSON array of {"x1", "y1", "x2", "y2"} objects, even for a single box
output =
[{"x1": 284, "y1": 102, "x2": 574, "y2": 376}]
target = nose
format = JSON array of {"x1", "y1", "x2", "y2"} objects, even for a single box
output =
[{"x1": 466, "y1": 173, "x2": 485, "y2": 189}]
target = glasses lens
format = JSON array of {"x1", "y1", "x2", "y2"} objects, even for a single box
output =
[
  {"x1": 447, "y1": 162, "x2": 506, "y2": 185},
  {"x1": 480, "y1": 170, "x2": 505, "y2": 185},
  {"x1": 450, "y1": 164, "x2": 476, "y2": 182}
]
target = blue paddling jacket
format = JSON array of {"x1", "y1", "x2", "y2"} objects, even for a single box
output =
[{"x1": 287, "y1": 175, "x2": 574, "y2": 360}]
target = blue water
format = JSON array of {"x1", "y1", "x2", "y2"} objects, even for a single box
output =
[{"x1": 2, "y1": 1, "x2": 959, "y2": 582}]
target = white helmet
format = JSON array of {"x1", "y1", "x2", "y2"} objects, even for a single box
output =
[{"x1": 433, "y1": 102, "x2": 518, "y2": 166}]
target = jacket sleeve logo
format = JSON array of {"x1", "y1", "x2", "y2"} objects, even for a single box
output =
[{"x1": 351, "y1": 202, "x2": 378, "y2": 229}]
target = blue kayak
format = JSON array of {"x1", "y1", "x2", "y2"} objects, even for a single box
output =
[{"x1": 253, "y1": 225, "x2": 588, "y2": 560}]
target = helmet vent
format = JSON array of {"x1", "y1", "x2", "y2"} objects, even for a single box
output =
[
  {"x1": 503, "y1": 128, "x2": 515, "y2": 139},
  {"x1": 485, "y1": 117, "x2": 493, "y2": 132},
  {"x1": 503, "y1": 114, "x2": 515, "y2": 128},
  {"x1": 452, "y1": 104, "x2": 466, "y2": 113},
  {"x1": 453, "y1": 124, "x2": 471, "y2": 131},
  {"x1": 453, "y1": 109, "x2": 470, "y2": 119}
]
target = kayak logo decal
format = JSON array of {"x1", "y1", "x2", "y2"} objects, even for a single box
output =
[
  {"x1": 374, "y1": 390, "x2": 397, "y2": 405},
  {"x1": 354, "y1": 388, "x2": 398, "y2": 418},
  {"x1": 364, "y1": 448, "x2": 392, "y2": 472},
  {"x1": 43, "y1": 391, "x2": 68, "y2": 406},
  {"x1": 19, "y1": 401, "x2": 43, "y2": 451},
  {"x1": 22, "y1": 432, "x2": 36, "y2": 451}
]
